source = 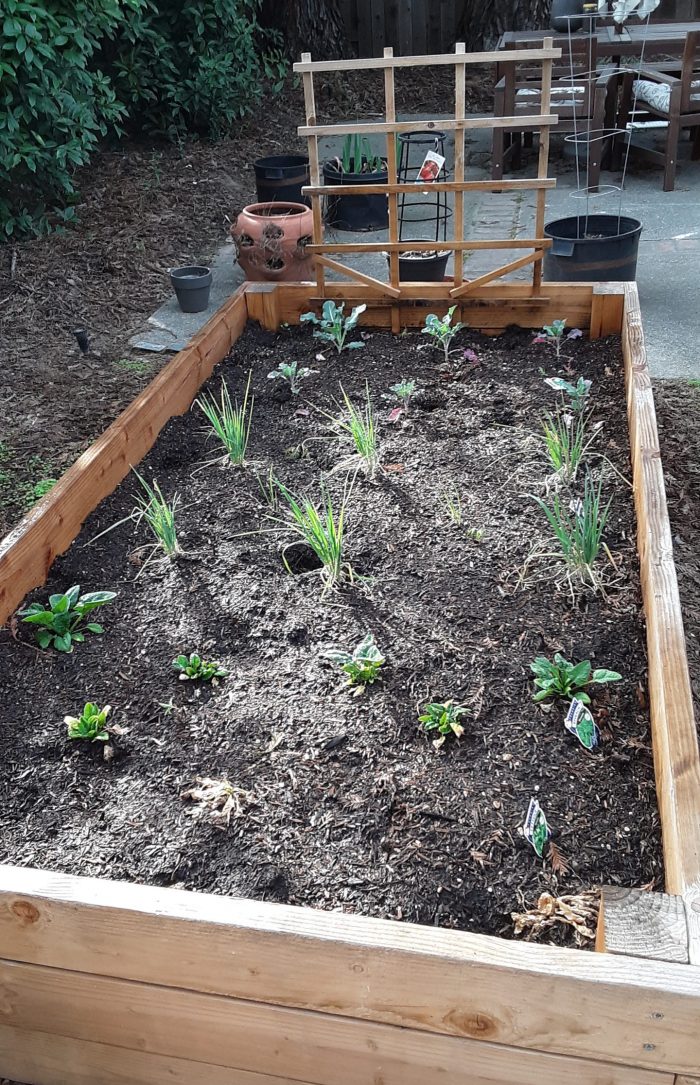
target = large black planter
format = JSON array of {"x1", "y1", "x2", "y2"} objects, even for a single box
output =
[
  {"x1": 254, "y1": 154, "x2": 310, "y2": 207},
  {"x1": 386, "y1": 246, "x2": 450, "y2": 282},
  {"x1": 543, "y1": 215, "x2": 643, "y2": 283},
  {"x1": 323, "y1": 157, "x2": 389, "y2": 231}
]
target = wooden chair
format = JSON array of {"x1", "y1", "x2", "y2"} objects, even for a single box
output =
[
  {"x1": 613, "y1": 30, "x2": 700, "y2": 191},
  {"x1": 492, "y1": 37, "x2": 617, "y2": 192}
]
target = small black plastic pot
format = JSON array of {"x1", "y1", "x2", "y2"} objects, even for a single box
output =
[
  {"x1": 387, "y1": 247, "x2": 450, "y2": 283},
  {"x1": 323, "y1": 157, "x2": 389, "y2": 231},
  {"x1": 170, "y1": 265, "x2": 212, "y2": 313}
]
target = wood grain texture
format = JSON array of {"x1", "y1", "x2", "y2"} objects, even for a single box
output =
[
  {"x1": 623, "y1": 281, "x2": 700, "y2": 894},
  {"x1": 303, "y1": 179, "x2": 558, "y2": 195},
  {"x1": 0, "y1": 286, "x2": 248, "y2": 626},
  {"x1": 300, "y1": 52, "x2": 324, "y2": 298},
  {"x1": 682, "y1": 880, "x2": 700, "y2": 965},
  {"x1": 307, "y1": 239, "x2": 552, "y2": 252},
  {"x1": 453, "y1": 42, "x2": 466, "y2": 289},
  {"x1": 1, "y1": 865, "x2": 700, "y2": 1074},
  {"x1": 449, "y1": 251, "x2": 542, "y2": 297},
  {"x1": 0, "y1": 1024, "x2": 313, "y2": 1085},
  {"x1": 599, "y1": 887, "x2": 689, "y2": 963},
  {"x1": 314, "y1": 254, "x2": 401, "y2": 297},
  {"x1": 0, "y1": 959, "x2": 676, "y2": 1085},
  {"x1": 590, "y1": 283, "x2": 625, "y2": 339},
  {"x1": 299, "y1": 114, "x2": 558, "y2": 137},
  {"x1": 292, "y1": 47, "x2": 561, "y2": 72}
]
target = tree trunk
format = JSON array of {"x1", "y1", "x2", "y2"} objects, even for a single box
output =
[
  {"x1": 458, "y1": 0, "x2": 551, "y2": 49},
  {"x1": 263, "y1": 0, "x2": 348, "y2": 60}
]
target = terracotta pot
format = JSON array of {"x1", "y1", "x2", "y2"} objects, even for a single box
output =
[{"x1": 231, "y1": 201, "x2": 314, "y2": 282}]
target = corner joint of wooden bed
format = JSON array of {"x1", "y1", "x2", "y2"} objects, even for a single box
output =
[{"x1": 598, "y1": 884, "x2": 700, "y2": 965}]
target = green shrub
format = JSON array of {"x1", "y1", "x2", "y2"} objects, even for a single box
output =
[
  {"x1": 0, "y1": 0, "x2": 134, "y2": 237},
  {"x1": 109, "y1": 0, "x2": 285, "y2": 139}
]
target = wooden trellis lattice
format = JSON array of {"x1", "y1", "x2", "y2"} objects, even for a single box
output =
[{"x1": 294, "y1": 41, "x2": 561, "y2": 301}]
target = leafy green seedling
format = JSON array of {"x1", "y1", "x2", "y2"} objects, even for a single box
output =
[
  {"x1": 531, "y1": 653, "x2": 621, "y2": 705},
  {"x1": 267, "y1": 360, "x2": 316, "y2": 394},
  {"x1": 533, "y1": 319, "x2": 582, "y2": 362},
  {"x1": 300, "y1": 300, "x2": 366, "y2": 352},
  {"x1": 20, "y1": 585, "x2": 116, "y2": 652},
  {"x1": 172, "y1": 653, "x2": 228, "y2": 682},
  {"x1": 133, "y1": 471, "x2": 182, "y2": 559},
  {"x1": 384, "y1": 379, "x2": 417, "y2": 410},
  {"x1": 324, "y1": 632, "x2": 384, "y2": 686},
  {"x1": 421, "y1": 306, "x2": 466, "y2": 362},
  {"x1": 544, "y1": 375, "x2": 591, "y2": 413},
  {"x1": 540, "y1": 408, "x2": 598, "y2": 482},
  {"x1": 65, "y1": 703, "x2": 111, "y2": 742},
  {"x1": 331, "y1": 384, "x2": 379, "y2": 477},
  {"x1": 533, "y1": 475, "x2": 610, "y2": 588},
  {"x1": 274, "y1": 479, "x2": 351, "y2": 592},
  {"x1": 419, "y1": 700, "x2": 468, "y2": 748}
]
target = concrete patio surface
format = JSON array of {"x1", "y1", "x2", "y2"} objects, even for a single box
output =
[{"x1": 130, "y1": 117, "x2": 700, "y2": 379}]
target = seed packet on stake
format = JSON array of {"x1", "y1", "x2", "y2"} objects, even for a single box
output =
[
  {"x1": 565, "y1": 697, "x2": 599, "y2": 751},
  {"x1": 416, "y1": 150, "x2": 445, "y2": 183},
  {"x1": 524, "y1": 797, "x2": 551, "y2": 858}
]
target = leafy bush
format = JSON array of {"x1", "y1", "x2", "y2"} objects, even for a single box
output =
[
  {"x1": 0, "y1": 0, "x2": 134, "y2": 237},
  {"x1": 108, "y1": 0, "x2": 285, "y2": 139}
]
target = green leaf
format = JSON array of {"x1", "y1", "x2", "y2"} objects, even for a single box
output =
[
  {"x1": 36, "y1": 630, "x2": 51, "y2": 649},
  {"x1": 85, "y1": 622, "x2": 103, "y2": 634},
  {"x1": 532, "y1": 689, "x2": 553, "y2": 702},
  {"x1": 54, "y1": 633, "x2": 72, "y2": 652},
  {"x1": 22, "y1": 610, "x2": 54, "y2": 625},
  {"x1": 569, "y1": 660, "x2": 592, "y2": 687},
  {"x1": 591, "y1": 668, "x2": 622, "y2": 684}
]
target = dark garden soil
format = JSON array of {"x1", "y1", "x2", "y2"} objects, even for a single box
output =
[
  {"x1": 0, "y1": 324, "x2": 663, "y2": 946},
  {"x1": 0, "y1": 66, "x2": 493, "y2": 540}
]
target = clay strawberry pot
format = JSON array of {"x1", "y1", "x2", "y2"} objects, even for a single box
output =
[{"x1": 231, "y1": 202, "x2": 314, "y2": 282}]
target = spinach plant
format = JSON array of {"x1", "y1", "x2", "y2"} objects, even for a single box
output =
[
  {"x1": 324, "y1": 633, "x2": 384, "y2": 686},
  {"x1": 173, "y1": 653, "x2": 228, "y2": 682},
  {"x1": 20, "y1": 585, "x2": 116, "y2": 652},
  {"x1": 300, "y1": 301, "x2": 366, "y2": 353},
  {"x1": 65, "y1": 703, "x2": 111, "y2": 743},
  {"x1": 419, "y1": 700, "x2": 468, "y2": 747},
  {"x1": 267, "y1": 361, "x2": 316, "y2": 394},
  {"x1": 531, "y1": 653, "x2": 621, "y2": 704},
  {"x1": 421, "y1": 306, "x2": 466, "y2": 362}
]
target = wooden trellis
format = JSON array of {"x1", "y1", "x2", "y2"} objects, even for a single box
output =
[{"x1": 294, "y1": 42, "x2": 561, "y2": 302}]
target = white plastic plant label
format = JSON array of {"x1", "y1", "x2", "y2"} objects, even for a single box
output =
[
  {"x1": 524, "y1": 797, "x2": 551, "y2": 857},
  {"x1": 416, "y1": 150, "x2": 445, "y2": 183},
  {"x1": 565, "y1": 697, "x2": 600, "y2": 750}
]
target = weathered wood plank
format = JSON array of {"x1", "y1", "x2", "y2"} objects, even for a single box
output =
[
  {"x1": 0, "y1": 286, "x2": 248, "y2": 626},
  {"x1": 623, "y1": 281, "x2": 700, "y2": 894},
  {"x1": 0, "y1": 958, "x2": 677, "y2": 1085},
  {"x1": 293, "y1": 46, "x2": 561, "y2": 72},
  {"x1": 1, "y1": 865, "x2": 700, "y2": 1075},
  {"x1": 598, "y1": 887, "x2": 689, "y2": 963},
  {"x1": 299, "y1": 114, "x2": 558, "y2": 137}
]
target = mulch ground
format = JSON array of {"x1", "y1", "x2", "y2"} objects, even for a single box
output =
[{"x1": 0, "y1": 324, "x2": 662, "y2": 946}]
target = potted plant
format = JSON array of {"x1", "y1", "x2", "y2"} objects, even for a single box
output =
[
  {"x1": 386, "y1": 245, "x2": 450, "y2": 283},
  {"x1": 323, "y1": 134, "x2": 389, "y2": 231}
]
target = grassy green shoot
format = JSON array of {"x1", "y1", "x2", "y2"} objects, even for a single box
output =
[
  {"x1": 441, "y1": 486, "x2": 462, "y2": 525},
  {"x1": 331, "y1": 384, "x2": 379, "y2": 477},
  {"x1": 540, "y1": 408, "x2": 599, "y2": 482},
  {"x1": 256, "y1": 466, "x2": 280, "y2": 511},
  {"x1": 275, "y1": 480, "x2": 351, "y2": 592},
  {"x1": 533, "y1": 475, "x2": 610, "y2": 589},
  {"x1": 133, "y1": 470, "x2": 181, "y2": 560},
  {"x1": 196, "y1": 373, "x2": 253, "y2": 466}
]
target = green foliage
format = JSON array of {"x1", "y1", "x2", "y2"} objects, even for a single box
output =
[
  {"x1": 533, "y1": 475, "x2": 611, "y2": 587},
  {"x1": 540, "y1": 408, "x2": 597, "y2": 482},
  {"x1": 28, "y1": 477, "x2": 57, "y2": 502},
  {"x1": 20, "y1": 584, "x2": 116, "y2": 652},
  {"x1": 324, "y1": 633, "x2": 384, "y2": 686},
  {"x1": 133, "y1": 471, "x2": 181, "y2": 558},
  {"x1": 109, "y1": 0, "x2": 286, "y2": 140},
  {"x1": 421, "y1": 306, "x2": 466, "y2": 362},
  {"x1": 300, "y1": 301, "x2": 366, "y2": 353},
  {"x1": 384, "y1": 379, "x2": 417, "y2": 409},
  {"x1": 441, "y1": 486, "x2": 462, "y2": 525},
  {"x1": 267, "y1": 360, "x2": 316, "y2": 394},
  {"x1": 419, "y1": 700, "x2": 468, "y2": 748},
  {"x1": 0, "y1": 0, "x2": 134, "y2": 237},
  {"x1": 533, "y1": 319, "x2": 582, "y2": 361},
  {"x1": 544, "y1": 375, "x2": 591, "y2": 413},
  {"x1": 337, "y1": 134, "x2": 384, "y2": 174},
  {"x1": 274, "y1": 479, "x2": 350, "y2": 592},
  {"x1": 332, "y1": 384, "x2": 379, "y2": 477},
  {"x1": 531, "y1": 653, "x2": 622, "y2": 704},
  {"x1": 196, "y1": 374, "x2": 253, "y2": 466},
  {"x1": 172, "y1": 652, "x2": 228, "y2": 682},
  {"x1": 65, "y1": 702, "x2": 111, "y2": 742}
]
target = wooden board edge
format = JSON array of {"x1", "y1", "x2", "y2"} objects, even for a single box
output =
[
  {"x1": 0, "y1": 285, "x2": 250, "y2": 626},
  {"x1": 621, "y1": 281, "x2": 700, "y2": 896}
]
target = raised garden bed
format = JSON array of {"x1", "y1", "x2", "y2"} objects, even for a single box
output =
[{"x1": 0, "y1": 281, "x2": 699, "y2": 1085}]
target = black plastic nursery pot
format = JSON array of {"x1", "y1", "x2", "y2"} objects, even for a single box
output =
[
  {"x1": 387, "y1": 246, "x2": 450, "y2": 282},
  {"x1": 543, "y1": 214, "x2": 643, "y2": 283},
  {"x1": 323, "y1": 157, "x2": 389, "y2": 231},
  {"x1": 254, "y1": 154, "x2": 311, "y2": 206},
  {"x1": 169, "y1": 265, "x2": 213, "y2": 313}
]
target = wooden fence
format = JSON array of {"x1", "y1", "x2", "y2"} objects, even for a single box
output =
[{"x1": 339, "y1": 0, "x2": 700, "y2": 57}]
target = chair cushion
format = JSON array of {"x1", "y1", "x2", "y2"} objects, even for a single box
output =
[{"x1": 632, "y1": 78, "x2": 700, "y2": 113}]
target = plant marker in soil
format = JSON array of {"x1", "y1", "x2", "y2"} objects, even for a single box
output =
[
  {"x1": 524, "y1": 797, "x2": 551, "y2": 858},
  {"x1": 565, "y1": 697, "x2": 600, "y2": 751}
]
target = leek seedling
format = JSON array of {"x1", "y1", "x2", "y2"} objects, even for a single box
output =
[
  {"x1": 332, "y1": 384, "x2": 378, "y2": 477},
  {"x1": 275, "y1": 480, "x2": 351, "y2": 591},
  {"x1": 133, "y1": 471, "x2": 182, "y2": 559},
  {"x1": 196, "y1": 373, "x2": 253, "y2": 466},
  {"x1": 540, "y1": 408, "x2": 599, "y2": 482},
  {"x1": 533, "y1": 475, "x2": 610, "y2": 587}
]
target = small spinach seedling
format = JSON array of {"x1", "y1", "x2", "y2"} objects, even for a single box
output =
[
  {"x1": 419, "y1": 700, "x2": 468, "y2": 747},
  {"x1": 531, "y1": 653, "x2": 621, "y2": 704},
  {"x1": 20, "y1": 585, "x2": 116, "y2": 653},
  {"x1": 324, "y1": 632, "x2": 384, "y2": 686},
  {"x1": 173, "y1": 653, "x2": 228, "y2": 682},
  {"x1": 65, "y1": 703, "x2": 111, "y2": 742}
]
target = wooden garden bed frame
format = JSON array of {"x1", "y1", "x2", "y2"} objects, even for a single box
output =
[{"x1": 1, "y1": 279, "x2": 700, "y2": 1085}]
